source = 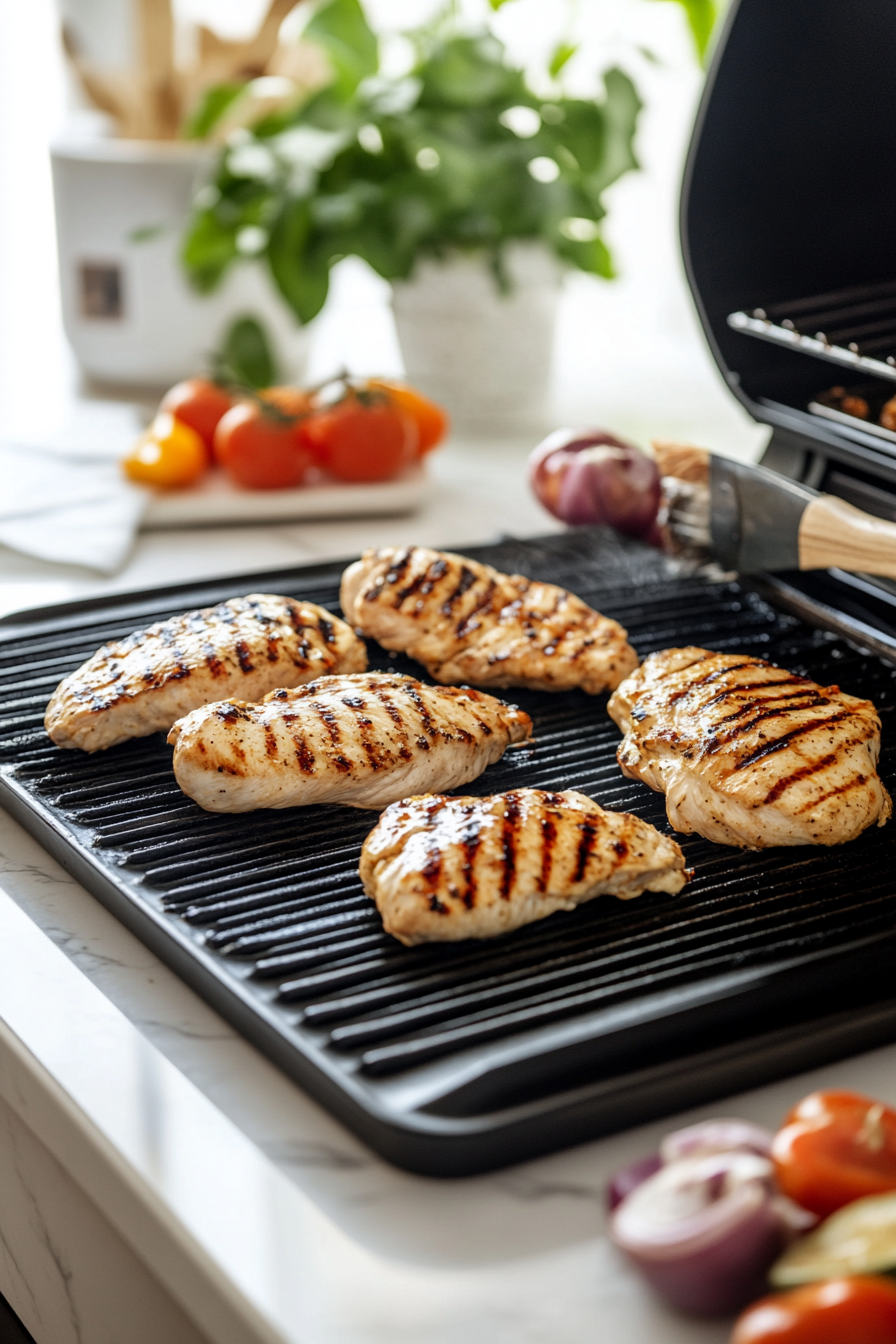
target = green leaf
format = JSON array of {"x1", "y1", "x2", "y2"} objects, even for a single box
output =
[
  {"x1": 304, "y1": 0, "x2": 378, "y2": 100},
  {"x1": 128, "y1": 223, "x2": 166, "y2": 243},
  {"x1": 552, "y1": 99, "x2": 606, "y2": 175},
  {"x1": 647, "y1": 0, "x2": 719, "y2": 63},
  {"x1": 182, "y1": 82, "x2": 247, "y2": 139},
  {"x1": 556, "y1": 232, "x2": 615, "y2": 279},
  {"x1": 267, "y1": 198, "x2": 331, "y2": 323},
  {"x1": 217, "y1": 315, "x2": 279, "y2": 389},
  {"x1": 181, "y1": 209, "x2": 239, "y2": 293},
  {"x1": 487, "y1": 0, "x2": 515, "y2": 8},
  {"x1": 548, "y1": 42, "x2": 578, "y2": 79},
  {"x1": 418, "y1": 35, "x2": 517, "y2": 109},
  {"x1": 589, "y1": 67, "x2": 641, "y2": 193}
]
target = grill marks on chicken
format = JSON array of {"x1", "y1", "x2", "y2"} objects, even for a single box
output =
[
  {"x1": 360, "y1": 788, "x2": 689, "y2": 945},
  {"x1": 340, "y1": 546, "x2": 638, "y2": 694},
  {"x1": 608, "y1": 647, "x2": 892, "y2": 849},
  {"x1": 45, "y1": 594, "x2": 367, "y2": 752},
  {"x1": 168, "y1": 673, "x2": 532, "y2": 812}
]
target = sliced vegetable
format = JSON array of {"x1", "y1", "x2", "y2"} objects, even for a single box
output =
[
  {"x1": 367, "y1": 379, "x2": 449, "y2": 455},
  {"x1": 731, "y1": 1276, "x2": 896, "y2": 1344},
  {"x1": 773, "y1": 1090, "x2": 896, "y2": 1218},
  {"x1": 607, "y1": 1119, "x2": 774, "y2": 1212},
  {"x1": 663, "y1": 1119, "x2": 774, "y2": 1165},
  {"x1": 213, "y1": 401, "x2": 313, "y2": 490},
  {"x1": 159, "y1": 378, "x2": 233, "y2": 455},
  {"x1": 528, "y1": 428, "x2": 661, "y2": 538},
  {"x1": 607, "y1": 1153, "x2": 662, "y2": 1211},
  {"x1": 771, "y1": 1190, "x2": 896, "y2": 1287},
  {"x1": 299, "y1": 389, "x2": 418, "y2": 483},
  {"x1": 122, "y1": 413, "x2": 207, "y2": 489},
  {"x1": 610, "y1": 1151, "x2": 812, "y2": 1317}
]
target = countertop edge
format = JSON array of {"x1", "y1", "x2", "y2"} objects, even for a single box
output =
[{"x1": 0, "y1": 887, "x2": 291, "y2": 1344}]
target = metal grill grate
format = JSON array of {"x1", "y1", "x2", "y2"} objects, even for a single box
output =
[
  {"x1": 3, "y1": 530, "x2": 896, "y2": 1174},
  {"x1": 729, "y1": 283, "x2": 896, "y2": 384}
]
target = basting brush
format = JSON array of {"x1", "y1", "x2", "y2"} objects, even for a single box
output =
[{"x1": 528, "y1": 428, "x2": 896, "y2": 580}]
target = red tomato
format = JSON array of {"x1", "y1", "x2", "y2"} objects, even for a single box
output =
[
  {"x1": 160, "y1": 378, "x2": 232, "y2": 455},
  {"x1": 773, "y1": 1090, "x2": 896, "y2": 1218},
  {"x1": 213, "y1": 402, "x2": 314, "y2": 490},
  {"x1": 367, "y1": 379, "x2": 448, "y2": 455},
  {"x1": 731, "y1": 1277, "x2": 896, "y2": 1344},
  {"x1": 299, "y1": 392, "x2": 418, "y2": 482}
]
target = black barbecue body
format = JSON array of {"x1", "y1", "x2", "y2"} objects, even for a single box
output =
[
  {"x1": 4, "y1": 530, "x2": 896, "y2": 1177},
  {"x1": 683, "y1": 0, "x2": 896, "y2": 647}
]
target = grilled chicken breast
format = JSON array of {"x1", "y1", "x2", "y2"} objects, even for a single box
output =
[
  {"x1": 360, "y1": 788, "x2": 689, "y2": 945},
  {"x1": 608, "y1": 646, "x2": 892, "y2": 849},
  {"x1": 340, "y1": 545, "x2": 638, "y2": 694},
  {"x1": 168, "y1": 672, "x2": 532, "y2": 812},
  {"x1": 45, "y1": 594, "x2": 367, "y2": 753}
]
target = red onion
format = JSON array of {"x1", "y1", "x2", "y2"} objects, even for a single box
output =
[
  {"x1": 610, "y1": 1152, "x2": 816, "y2": 1317},
  {"x1": 606, "y1": 1120, "x2": 774, "y2": 1213},
  {"x1": 661, "y1": 1118, "x2": 774, "y2": 1165},
  {"x1": 607, "y1": 1152, "x2": 663, "y2": 1211},
  {"x1": 528, "y1": 428, "x2": 661, "y2": 540}
]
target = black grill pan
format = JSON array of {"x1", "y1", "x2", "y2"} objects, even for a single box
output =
[{"x1": 3, "y1": 529, "x2": 896, "y2": 1176}]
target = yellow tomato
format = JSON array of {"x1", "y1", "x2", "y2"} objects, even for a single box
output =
[{"x1": 122, "y1": 413, "x2": 207, "y2": 489}]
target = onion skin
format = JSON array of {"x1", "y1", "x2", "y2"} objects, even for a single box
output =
[
  {"x1": 610, "y1": 1152, "x2": 808, "y2": 1318},
  {"x1": 528, "y1": 428, "x2": 662, "y2": 541}
]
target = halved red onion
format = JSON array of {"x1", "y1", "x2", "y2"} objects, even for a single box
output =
[
  {"x1": 606, "y1": 1119, "x2": 775, "y2": 1213},
  {"x1": 610, "y1": 1152, "x2": 815, "y2": 1317},
  {"x1": 661, "y1": 1119, "x2": 774, "y2": 1165},
  {"x1": 528, "y1": 428, "x2": 662, "y2": 540},
  {"x1": 607, "y1": 1152, "x2": 663, "y2": 1211}
]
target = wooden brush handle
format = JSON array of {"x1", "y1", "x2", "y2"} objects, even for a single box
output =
[{"x1": 799, "y1": 494, "x2": 896, "y2": 580}]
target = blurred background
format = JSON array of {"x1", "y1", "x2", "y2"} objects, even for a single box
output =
[{"x1": 0, "y1": 0, "x2": 766, "y2": 613}]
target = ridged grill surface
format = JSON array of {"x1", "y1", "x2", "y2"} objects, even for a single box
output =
[{"x1": 2, "y1": 532, "x2": 896, "y2": 1101}]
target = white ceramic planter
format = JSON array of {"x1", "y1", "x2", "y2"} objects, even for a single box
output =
[
  {"x1": 391, "y1": 244, "x2": 562, "y2": 435},
  {"x1": 50, "y1": 129, "x2": 310, "y2": 388}
]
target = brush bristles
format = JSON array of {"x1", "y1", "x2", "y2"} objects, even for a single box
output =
[{"x1": 658, "y1": 477, "x2": 711, "y2": 555}]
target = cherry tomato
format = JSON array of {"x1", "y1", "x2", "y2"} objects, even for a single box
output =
[
  {"x1": 213, "y1": 401, "x2": 313, "y2": 490},
  {"x1": 160, "y1": 378, "x2": 232, "y2": 456},
  {"x1": 773, "y1": 1090, "x2": 896, "y2": 1218},
  {"x1": 122, "y1": 412, "x2": 207, "y2": 488},
  {"x1": 731, "y1": 1276, "x2": 896, "y2": 1344},
  {"x1": 299, "y1": 391, "x2": 418, "y2": 483},
  {"x1": 367, "y1": 379, "x2": 448, "y2": 455}
]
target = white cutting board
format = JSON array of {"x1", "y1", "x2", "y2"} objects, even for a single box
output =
[{"x1": 142, "y1": 463, "x2": 431, "y2": 529}]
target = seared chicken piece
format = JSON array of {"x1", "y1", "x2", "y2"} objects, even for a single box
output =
[
  {"x1": 360, "y1": 788, "x2": 689, "y2": 945},
  {"x1": 168, "y1": 673, "x2": 531, "y2": 813},
  {"x1": 608, "y1": 646, "x2": 892, "y2": 849},
  {"x1": 45, "y1": 594, "x2": 367, "y2": 753},
  {"x1": 340, "y1": 545, "x2": 638, "y2": 694}
]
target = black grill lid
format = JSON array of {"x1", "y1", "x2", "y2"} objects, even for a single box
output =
[
  {"x1": 3, "y1": 529, "x2": 896, "y2": 1176},
  {"x1": 681, "y1": 0, "x2": 896, "y2": 536}
]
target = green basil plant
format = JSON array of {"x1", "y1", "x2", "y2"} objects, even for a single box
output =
[{"x1": 181, "y1": 0, "x2": 715, "y2": 327}]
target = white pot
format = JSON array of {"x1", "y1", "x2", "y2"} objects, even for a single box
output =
[
  {"x1": 50, "y1": 128, "x2": 310, "y2": 388},
  {"x1": 390, "y1": 244, "x2": 562, "y2": 435}
]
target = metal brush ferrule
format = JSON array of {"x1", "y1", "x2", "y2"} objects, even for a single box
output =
[{"x1": 710, "y1": 456, "x2": 816, "y2": 574}]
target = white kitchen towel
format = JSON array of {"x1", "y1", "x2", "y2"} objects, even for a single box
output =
[{"x1": 0, "y1": 406, "x2": 152, "y2": 573}]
